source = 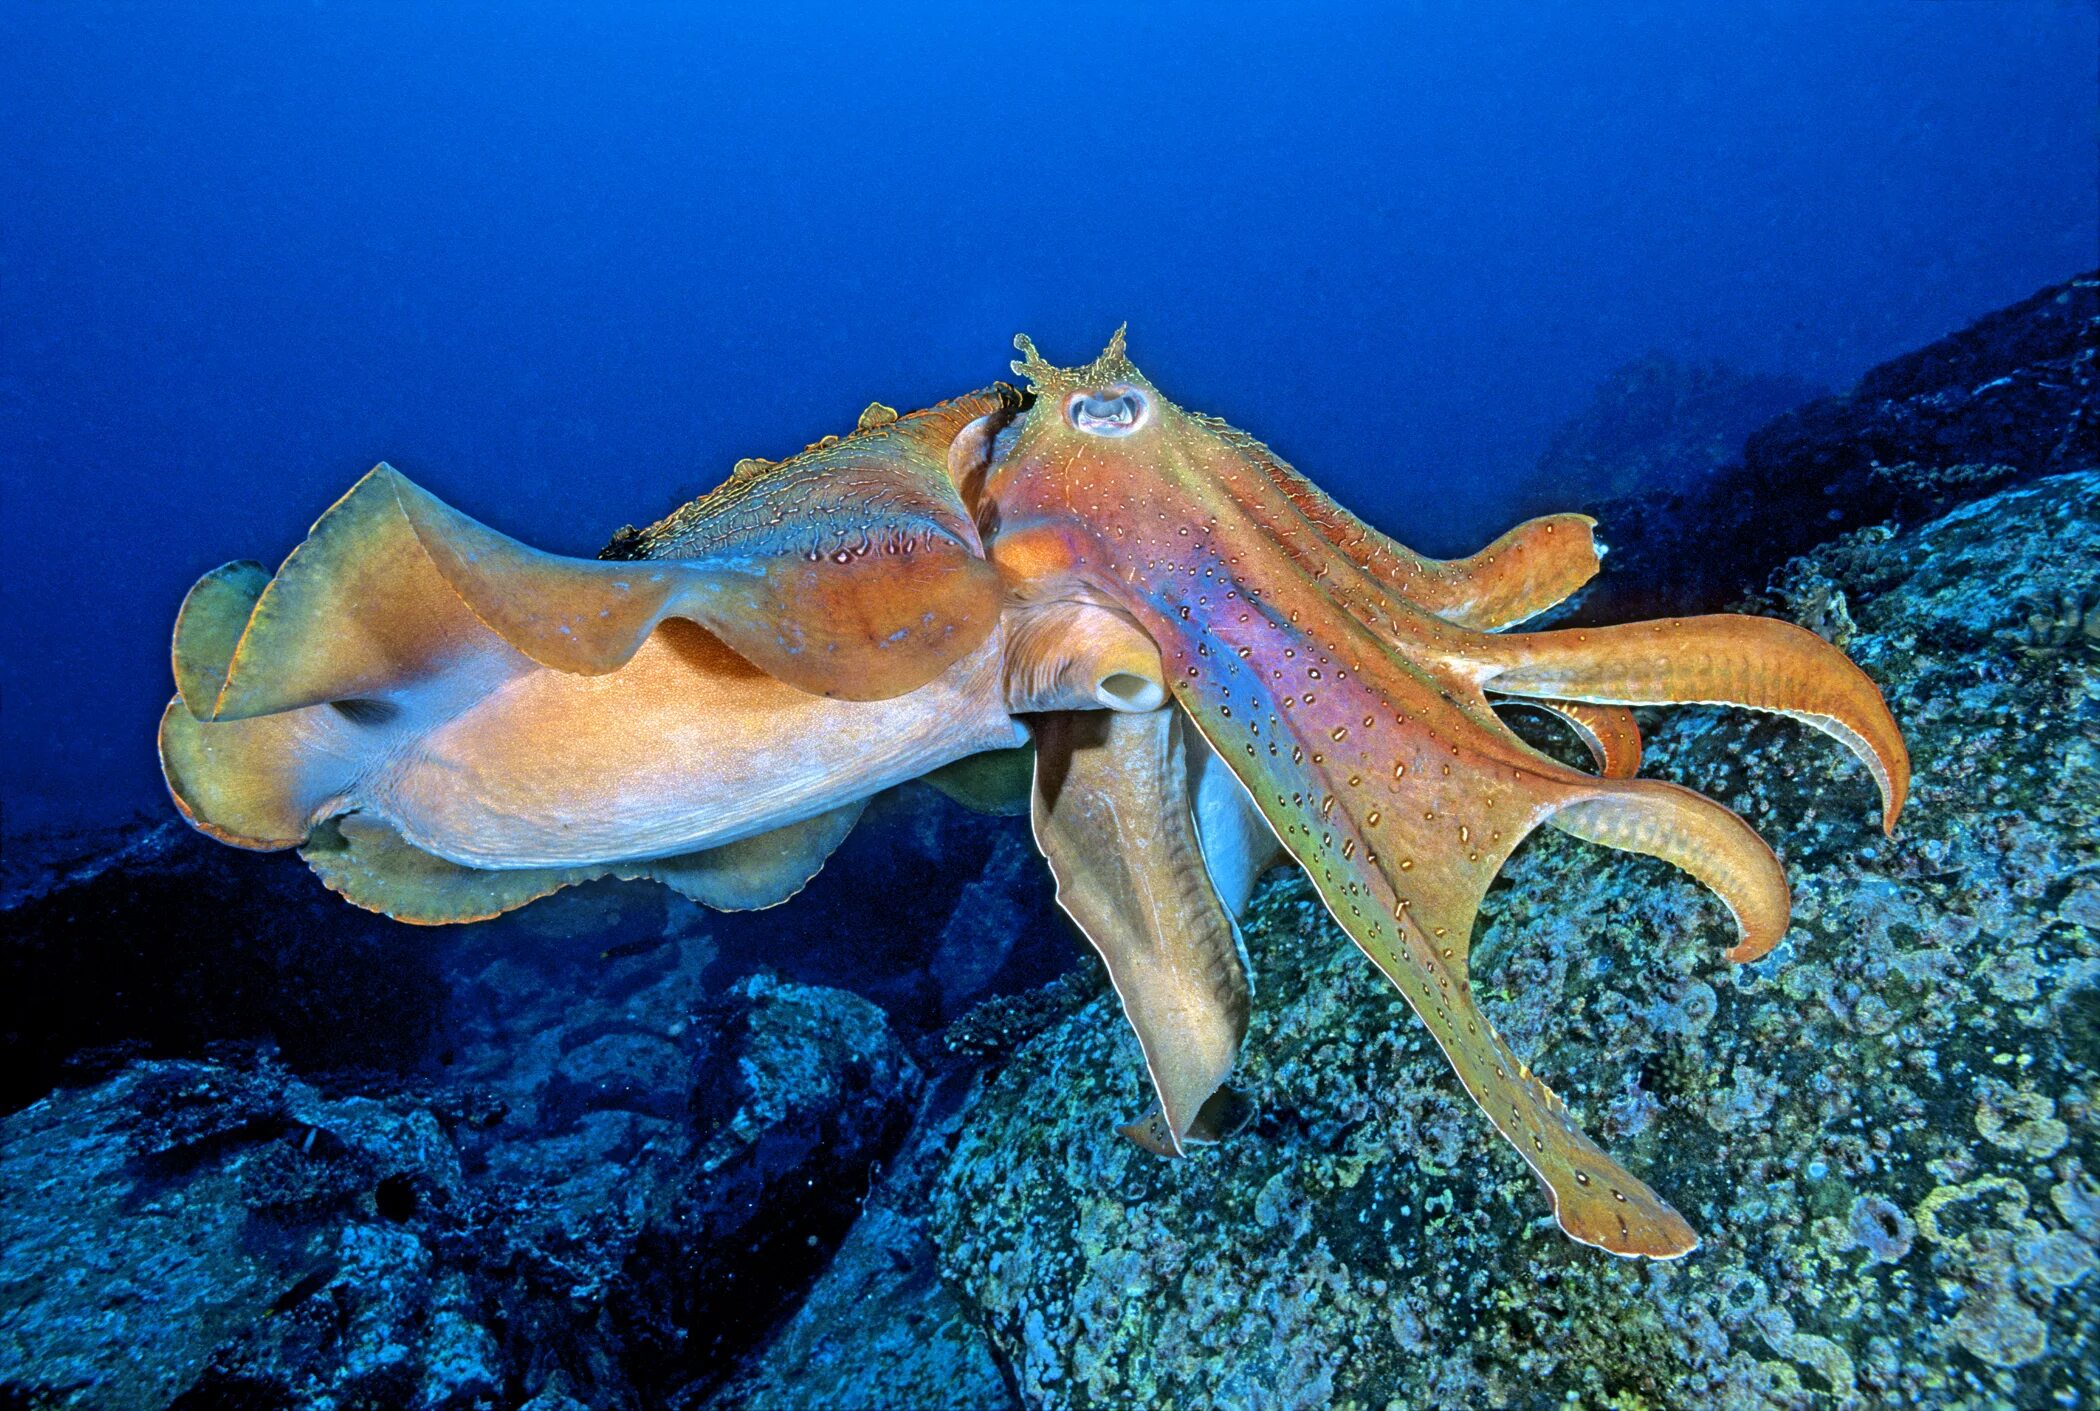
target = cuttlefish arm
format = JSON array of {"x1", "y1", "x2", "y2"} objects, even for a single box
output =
[
  {"x1": 1456, "y1": 616, "x2": 1910, "y2": 833},
  {"x1": 161, "y1": 389, "x2": 1033, "y2": 921},
  {"x1": 1031, "y1": 705, "x2": 1254, "y2": 1156},
  {"x1": 1183, "y1": 401, "x2": 1648, "y2": 777},
  {"x1": 993, "y1": 598, "x2": 1274, "y2": 1154},
  {"x1": 1205, "y1": 414, "x2": 1605, "y2": 632},
  {"x1": 983, "y1": 331, "x2": 1911, "y2": 1256},
  {"x1": 1496, "y1": 699, "x2": 1645, "y2": 778}
]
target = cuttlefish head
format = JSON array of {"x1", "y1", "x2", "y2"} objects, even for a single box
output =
[
  {"x1": 971, "y1": 329, "x2": 1912, "y2": 1260},
  {"x1": 966, "y1": 326, "x2": 1191, "y2": 601}
]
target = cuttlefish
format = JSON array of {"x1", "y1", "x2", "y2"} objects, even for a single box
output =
[{"x1": 160, "y1": 332, "x2": 1908, "y2": 1258}]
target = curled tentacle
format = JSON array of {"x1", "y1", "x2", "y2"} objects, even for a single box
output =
[
  {"x1": 1464, "y1": 614, "x2": 1909, "y2": 833},
  {"x1": 1550, "y1": 779, "x2": 1792, "y2": 963},
  {"x1": 1500, "y1": 699, "x2": 1644, "y2": 778}
]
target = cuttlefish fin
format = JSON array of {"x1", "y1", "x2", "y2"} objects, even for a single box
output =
[
  {"x1": 164, "y1": 560, "x2": 353, "y2": 849},
  {"x1": 1497, "y1": 699, "x2": 1644, "y2": 778},
  {"x1": 1463, "y1": 614, "x2": 1910, "y2": 832},
  {"x1": 171, "y1": 560, "x2": 274, "y2": 721},
  {"x1": 205, "y1": 466, "x2": 520, "y2": 723},
  {"x1": 160, "y1": 693, "x2": 346, "y2": 851},
  {"x1": 1031, "y1": 707, "x2": 1252, "y2": 1155},
  {"x1": 208, "y1": 442, "x2": 1000, "y2": 721},
  {"x1": 646, "y1": 799, "x2": 867, "y2": 911},
  {"x1": 591, "y1": 385, "x2": 1018, "y2": 699},
  {"x1": 300, "y1": 801, "x2": 867, "y2": 925},
  {"x1": 302, "y1": 813, "x2": 603, "y2": 923},
  {"x1": 1218, "y1": 429, "x2": 1602, "y2": 630}
]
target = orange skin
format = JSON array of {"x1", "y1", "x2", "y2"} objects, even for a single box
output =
[
  {"x1": 980, "y1": 332, "x2": 1908, "y2": 1258},
  {"x1": 158, "y1": 329, "x2": 1909, "y2": 1261}
]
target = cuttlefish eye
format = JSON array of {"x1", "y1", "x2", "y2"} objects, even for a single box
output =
[{"x1": 1065, "y1": 385, "x2": 1150, "y2": 437}]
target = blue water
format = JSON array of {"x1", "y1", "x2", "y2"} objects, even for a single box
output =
[{"x1": 2, "y1": 1, "x2": 2093, "y2": 836}]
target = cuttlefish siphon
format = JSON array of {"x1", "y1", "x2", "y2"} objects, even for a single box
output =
[{"x1": 161, "y1": 332, "x2": 1908, "y2": 1258}]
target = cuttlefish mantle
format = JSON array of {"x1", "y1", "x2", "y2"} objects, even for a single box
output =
[{"x1": 161, "y1": 333, "x2": 1908, "y2": 1260}]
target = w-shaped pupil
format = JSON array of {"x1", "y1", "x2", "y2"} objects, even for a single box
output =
[{"x1": 1071, "y1": 390, "x2": 1146, "y2": 436}]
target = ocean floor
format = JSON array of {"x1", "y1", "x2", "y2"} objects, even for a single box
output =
[{"x1": 2, "y1": 274, "x2": 2095, "y2": 1410}]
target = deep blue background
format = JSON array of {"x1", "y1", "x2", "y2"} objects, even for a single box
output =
[{"x1": 3, "y1": 1, "x2": 2094, "y2": 836}]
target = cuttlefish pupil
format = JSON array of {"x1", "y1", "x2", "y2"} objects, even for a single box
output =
[{"x1": 1067, "y1": 386, "x2": 1149, "y2": 436}]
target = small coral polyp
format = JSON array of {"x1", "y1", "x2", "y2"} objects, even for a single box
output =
[{"x1": 159, "y1": 330, "x2": 1908, "y2": 1258}]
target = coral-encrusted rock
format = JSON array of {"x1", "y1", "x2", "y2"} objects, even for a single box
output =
[
  {"x1": 0, "y1": 961, "x2": 921, "y2": 1409},
  {"x1": 1575, "y1": 271, "x2": 2097, "y2": 623},
  {"x1": 701, "y1": 1071, "x2": 1020, "y2": 1411},
  {"x1": 0, "y1": 1056, "x2": 486, "y2": 1411},
  {"x1": 930, "y1": 471, "x2": 2100, "y2": 1409}
]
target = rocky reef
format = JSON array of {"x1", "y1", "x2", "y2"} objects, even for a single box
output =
[
  {"x1": 0, "y1": 795, "x2": 1068, "y2": 1409},
  {"x1": 922, "y1": 467, "x2": 2100, "y2": 1409},
  {"x1": 4, "y1": 275, "x2": 2096, "y2": 1409},
  {"x1": 1520, "y1": 353, "x2": 1822, "y2": 512}
]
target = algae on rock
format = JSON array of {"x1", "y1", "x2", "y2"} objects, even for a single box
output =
[{"x1": 930, "y1": 471, "x2": 2100, "y2": 1410}]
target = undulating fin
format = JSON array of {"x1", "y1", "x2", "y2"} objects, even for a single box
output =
[
  {"x1": 1462, "y1": 614, "x2": 1910, "y2": 832},
  {"x1": 159, "y1": 694, "x2": 344, "y2": 850},
  {"x1": 1031, "y1": 707, "x2": 1251, "y2": 1155},
  {"x1": 1198, "y1": 421, "x2": 1603, "y2": 631},
  {"x1": 920, "y1": 746, "x2": 1036, "y2": 816},
  {"x1": 596, "y1": 385, "x2": 1022, "y2": 699},
  {"x1": 648, "y1": 799, "x2": 867, "y2": 911},
  {"x1": 301, "y1": 801, "x2": 868, "y2": 925},
  {"x1": 171, "y1": 561, "x2": 272, "y2": 720},
  {"x1": 212, "y1": 422, "x2": 1006, "y2": 721},
  {"x1": 1498, "y1": 699, "x2": 1644, "y2": 778},
  {"x1": 207, "y1": 466, "x2": 517, "y2": 723},
  {"x1": 302, "y1": 813, "x2": 601, "y2": 923}
]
